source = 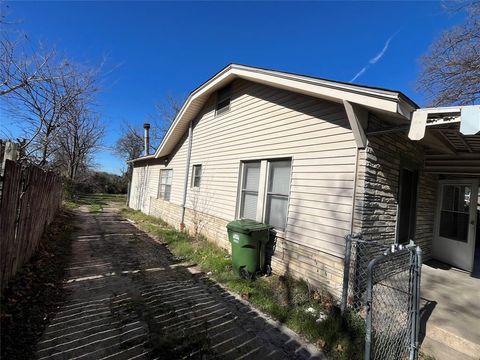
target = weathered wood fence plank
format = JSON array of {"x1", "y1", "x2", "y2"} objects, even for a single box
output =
[{"x1": 0, "y1": 160, "x2": 62, "y2": 289}]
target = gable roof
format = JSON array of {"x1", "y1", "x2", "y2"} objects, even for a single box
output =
[{"x1": 144, "y1": 64, "x2": 418, "y2": 160}]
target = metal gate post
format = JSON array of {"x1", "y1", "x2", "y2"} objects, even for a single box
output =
[
  {"x1": 364, "y1": 255, "x2": 380, "y2": 360},
  {"x1": 410, "y1": 246, "x2": 422, "y2": 360},
  {"x1": 341, "y1": 234, "x2": 352, "y2": 314}
]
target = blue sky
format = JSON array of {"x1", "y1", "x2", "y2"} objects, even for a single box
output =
[{"x1": 2, "y1": 1, "x2": 465, "y2": 174}]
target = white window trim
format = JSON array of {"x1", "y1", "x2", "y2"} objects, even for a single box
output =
[
  {"x1": 158, "y1": 169, "x2": 173, "y2": 201},
  {"x1": 236, "y1": 158, "x2": 292, "y2": 233},
  {"x1": 191, "y1": 164, "x2": 202, "y2": 188}
]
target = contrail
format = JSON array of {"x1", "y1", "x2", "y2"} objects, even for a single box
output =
[
  {"x1": 350, "y1": 31, "x2": 399, "y2": 83},
  {"x1": 350, "y1": 67, "x2": 368, "y2": 83}
]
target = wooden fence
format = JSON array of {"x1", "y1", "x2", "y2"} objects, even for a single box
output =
[{"x1": 0, "y1": 160, "x2": 63, "y2": 290}]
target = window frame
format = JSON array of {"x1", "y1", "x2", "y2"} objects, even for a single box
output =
[
  {"x1": 239, "y1": 161, "x2": 261, "y2": 220},
  {"x1": 158, "y1": 169, "x2": 173, "y2": 201},
  {"x1": 264, "y1": 159, "x2": 292, "y2": 231},
  {"x1": 191, "y1": 164, "x2": 202, "y2": 188},
  {"x1": 237, "y1": 158, "x2": 292, "y2": 232},
  {"x1": 215, "y1": 85, "x2": 231, "y2": 117}
]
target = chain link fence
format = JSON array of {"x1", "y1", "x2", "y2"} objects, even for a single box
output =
[{"x1": 341, "y1": 234, "x2": 422, "y2": 360}]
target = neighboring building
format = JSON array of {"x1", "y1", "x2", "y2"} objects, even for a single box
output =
[{"x1": 128, "y1": 64, "x2": 480, "y2": 298}]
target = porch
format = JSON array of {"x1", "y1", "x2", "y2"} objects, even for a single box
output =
[
  {"x1": 419, "y1": 260, "x2": 480, "y2": 360},
  {"x1": 405, "y1": 107, "x2": 480, "y2": 359}
]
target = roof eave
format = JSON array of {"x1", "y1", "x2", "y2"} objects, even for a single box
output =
[
  {"x1": 127, "y1": 154, "x2": 155, "y2": 163},
  {"x1": 153, "y1": 64, "x2": 415, "y2": 159}
]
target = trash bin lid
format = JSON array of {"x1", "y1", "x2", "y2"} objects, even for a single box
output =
[{"x1": 226, "y1": 219, "x2": 273, "y2": 234}]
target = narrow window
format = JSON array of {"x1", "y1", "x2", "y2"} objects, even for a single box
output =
[
  {"x1": 265, "y1": 160, "x2": 292, "y2": 230},
  {"x1": 439, "y1": 185, "x2": 471, "y2": 242},
  {"x1": 159, "y1": 169, "x2": 173, "y2": 201},
  {"x1": 215, "y1": 85, "x2": 231, "y2": 116},
  {"x1": 397, "y1": 167, "x2": 418, "y2": 244},
  {"x1": 240, "y1": 162, "x2": 261, "y2": 220},
  {"x1": 191, "y1": 164, "x2": 202, "y2": 188}
]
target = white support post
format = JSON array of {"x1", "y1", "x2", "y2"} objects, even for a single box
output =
[{"x1": 343, "y1": 100, "x2": 368, "y2": 149}]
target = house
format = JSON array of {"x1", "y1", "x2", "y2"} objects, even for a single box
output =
[{"x1": 128, "y1": 63, "x2": 479, "y2": 298}]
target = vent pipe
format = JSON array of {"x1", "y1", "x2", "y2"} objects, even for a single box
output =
[{"x1": 143, "y1": 123, "x2": 150, "y2": 156}]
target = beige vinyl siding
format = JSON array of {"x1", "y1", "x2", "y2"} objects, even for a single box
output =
[
  {"x1": 167, "y1": 134, "x2": 189, "y2": 206},
  {"x1": 160, "y1": 79, "x2": 358, "y2": 258},
  {"x1": 130, "y1": 163, "x2": 168, "y2": 212},
  {"x1": 129, "y1": 165, "x2": 145, "y2": 210}
]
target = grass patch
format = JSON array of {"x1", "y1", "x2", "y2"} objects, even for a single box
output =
[
  {"x1": 64, "y1": 193, "x2": 127, "y2": 210},
  {"x1": 120, "y1": 207, "x2": 364, "y2": 359},
  {"x1": 64, "y1": 200, "x2": 80, "y2": 209},
  {"x1": 0, "y1": 209, "x2": 75, "y2": 360},
  {"x1": 89, "y1": 203, "x2": 103, "y2": 213}
]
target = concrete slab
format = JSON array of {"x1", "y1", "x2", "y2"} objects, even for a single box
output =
[{"x1": 420, "y1": 261, "x2": 480, "y2": 359}]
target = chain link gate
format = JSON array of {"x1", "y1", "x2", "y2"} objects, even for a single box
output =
[{"x1": 341, "y1": 234, "x2": 422, "y2": 360}]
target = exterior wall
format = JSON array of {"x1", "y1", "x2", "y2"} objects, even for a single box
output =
[
  {"x1": 129, "y1": 78, "x2": 358, "y2": 298},
  {"x1": 130, "y1": 161, "x2": 163, "y2": 214},
  {"x1": 356, "y1": 116, "x2": 438, "y2": 258}
]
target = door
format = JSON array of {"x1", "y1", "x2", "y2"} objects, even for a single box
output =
[{"x1": 433, "y1": 180, "x2": 479, "y2": 271}]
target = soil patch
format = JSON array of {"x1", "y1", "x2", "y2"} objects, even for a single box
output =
[{"x1": 0, "y1": 210, "x2": 75, "y2": 360}]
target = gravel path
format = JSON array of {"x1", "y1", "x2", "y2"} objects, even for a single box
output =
[{"x1": 35, "y1": 206, "x2": 324, "y2": 360}]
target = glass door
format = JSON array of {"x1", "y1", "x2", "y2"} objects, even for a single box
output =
[{"x1": 433, "y1": 180, "x2": 479, "y2": 271}]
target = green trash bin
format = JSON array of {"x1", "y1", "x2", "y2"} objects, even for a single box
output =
[{"x1": 226, "y1": 219, "x2": 273, "y2": 279}]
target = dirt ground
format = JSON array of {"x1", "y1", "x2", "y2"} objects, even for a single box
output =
[{"x1": 32, "y1": 205, "x2": 324, "y2": 360}]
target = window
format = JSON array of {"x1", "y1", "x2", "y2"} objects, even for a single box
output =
[
  {"x1": 265, "y1": 160, "x2": 291, "y2": 230},
  {"x1": 439, "y1": 185, "x2": 471, "y2": 242},
  {"x1": 215, "y1": 85, "x2": 231, "y2": 116},
  {"x1": 191, "y1": 164, "x2": 202, "y2": 188},
  {"x1": 238, "y1": 159, "x2": 292, "y2": 231},
  {"x1": 240, "y1": 162, "x2": 261, "y2": 220},
  {"x1": 159, "y1": 169, "x2": 173, "y2": 201},
  {"x1": 397, "y1": 166, "x2": 418, "y2": 244}
]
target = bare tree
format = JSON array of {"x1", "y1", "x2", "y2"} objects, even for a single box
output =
[
  {"x1": 53, "y1": 103, "x2": 104, "y2": 181},
  {"x1": 115, "y1": 94, "x2": 183, "y2": 175},
  {"x1": 417, "y1": 2, "x2": 480, "y2": 106},
  {"x1": 114, "y1": 122, "x2": 144, "y2": 177},
  {"x1": 148, "y1": 94, "x2": 183, "y2": 146},
  {"x1": 4, "y1": 56, "x2": 99, "y2": 166},
  {"x1": 0, "y1": 35, "x2": 55, "y2": 97}
]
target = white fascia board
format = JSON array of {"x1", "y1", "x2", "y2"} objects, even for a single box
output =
[
  {"x1": 233, "y1": 67, "x2": 401, "y2": 114},
  {"x1": 128, "y1": 155, "x2": 155, "y2": 163},
  {"x1": 153, "y1": 64, "x2": 411, "y2": 159},
  {"x1": 154, "y1": 67, "x2": 237, "y2": 158}
]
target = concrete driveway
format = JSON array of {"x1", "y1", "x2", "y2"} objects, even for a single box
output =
[{"x1": 35, "y1": 206, "x2": 323, "y2": 360}]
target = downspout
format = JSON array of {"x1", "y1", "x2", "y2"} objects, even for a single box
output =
[{"x1": 180, "y1": 121, "x2": 193, "y2": 230}]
